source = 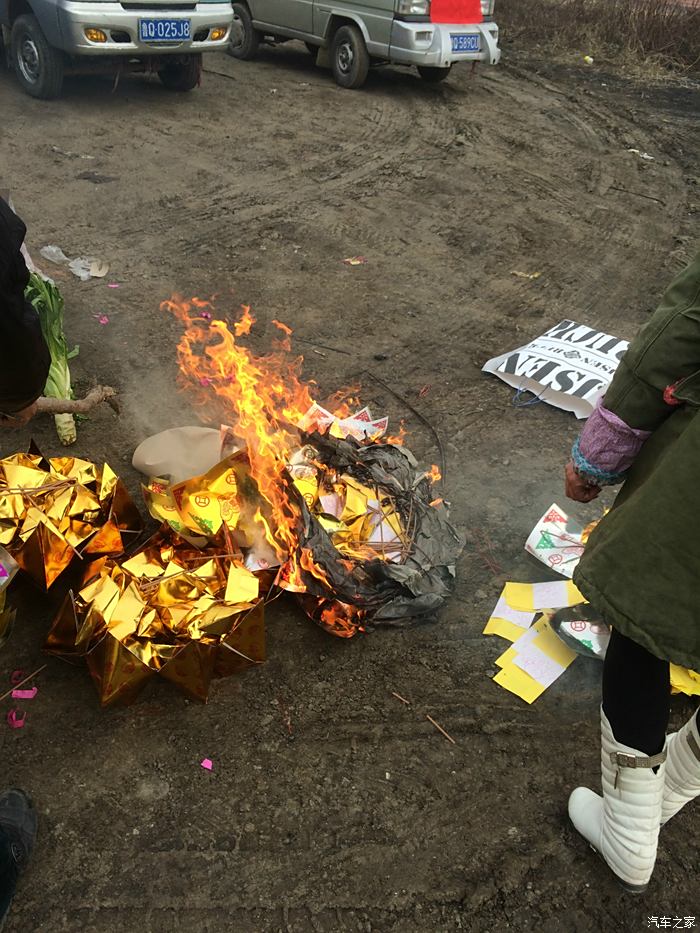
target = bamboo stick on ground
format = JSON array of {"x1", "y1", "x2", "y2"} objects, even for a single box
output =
[{"x1": 36, "y1": 386, "x2": 119, "y2": 415}]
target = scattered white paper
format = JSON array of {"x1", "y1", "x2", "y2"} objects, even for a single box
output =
[
  {"x1": 298, "y1": 403, "x2": 388, "y2": 440},
  {"x1": 490, "y1": 594, "x2": 533, "y2": 630},
  {"x1": 530, "y1": 581, "x2": 578, "y2": 608},
  {"x1": 482, "y1": 320, "x2": 628, "y2": 419},
  {"x1": 627, "y1": 148, "x2": 655, "y2": 162},
  {"x1": 514, "y1": 645, "x2": 568, "y2": 688},
  {"x1": 319, "y1": 493, "x2": 343, "y2": 518},
  {"x1": 39, "y1": 245, "x2": 109, "y2": 280},
  {"x1": 40, "y1": 244, "x2": 70, "y2": 265}
]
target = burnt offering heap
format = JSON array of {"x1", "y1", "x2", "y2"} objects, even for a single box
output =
[{"x1": 39, "y1": 298, "x2": 463, "y2": 705}]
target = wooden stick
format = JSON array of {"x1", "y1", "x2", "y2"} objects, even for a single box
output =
[
  {"x1": 36, "y1": 386, "x2": 119, "y2": 415},
  {"x1": 391, "y1": 691, "x2": 411, "y2": 706},
  {"x1": 0, "y1": 664, "x2": 47, "y2": 703},
  {"x1": 426, "y1": 713, "x2": 456, "y2": 745}
]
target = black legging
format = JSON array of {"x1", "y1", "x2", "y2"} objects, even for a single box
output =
[{"x1": 602, "y1": 628, "x2": 671, "y2": 756}]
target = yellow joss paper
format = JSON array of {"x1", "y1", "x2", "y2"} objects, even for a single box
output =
[
  {"x1": 483, "y1": 616, "x2": 526, "y2": 642},
  {"x1": 341, "y1": 478, "x2": 373, "y2": 524},
  {"x1": 174, "y1": 481, "x2": 224, "y2": 537},
  {"x1": 293, "y1": 474, "x2": 319, "y2": 510},
  {"x1": 493, "y1": 665, "x2": 547, "y2": 704},
  {"x1": 670, "y1": 665, "x2": 700, "y2": 697},
  {"x1": 503, "y1": 580, "x2": 584, "y2": 613},
  {"x1": 143, "y1": 457, "x2": 245, "y2": 540},
  {"x1": 142, "y1": 480, "x2": 185, "y2": 533},
  {"x1": 491, "y1": 614, "x2": 576, "y2": 704},
  {"x1": 225, "y1": 564, "x2": 259, "y2": 605}
]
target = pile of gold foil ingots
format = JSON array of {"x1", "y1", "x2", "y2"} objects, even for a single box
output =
[
  {"x1": 1, "y1": 417, "x2": 460, "y2": 707},
  {"x1": 0, "y1": 448, "x2": 266, "y2": 707}
]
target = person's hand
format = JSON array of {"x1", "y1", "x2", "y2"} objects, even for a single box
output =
[
  {"x1": 0, "y1": 401, "x2": 38, "y2": 429},
  {"x1": 565, "y1": 460, "x2": 601, "y2": 502}
]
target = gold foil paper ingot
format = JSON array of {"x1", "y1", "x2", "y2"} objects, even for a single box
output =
[
  {"x1": 0, "y1": 449, "x2": 143, "y2": 590},
  {"x1": 45, "y1": 531, "x2": 267, "y2": 707}
]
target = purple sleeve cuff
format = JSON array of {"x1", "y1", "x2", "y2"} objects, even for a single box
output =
[{"x1": 575, "y1": 399, "x2": 651, "y2": 480}]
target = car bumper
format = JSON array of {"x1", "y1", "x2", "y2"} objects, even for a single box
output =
[
  {"x1": 56, "y1": 1, "x2": 232, "y2": 55},
  {"x1": 389, "y1": 20, "x2": 500, "y2": 68}
]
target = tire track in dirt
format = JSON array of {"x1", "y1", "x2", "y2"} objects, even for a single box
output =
[{"x1": 139, "y1": 67, "x2": 461, "y2": 257}]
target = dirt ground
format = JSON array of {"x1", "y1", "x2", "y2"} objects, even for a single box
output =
[{"x1": 0, "y1": 40, "x2": 699, "y2": 933}]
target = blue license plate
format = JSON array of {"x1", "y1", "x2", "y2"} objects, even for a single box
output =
[
  {"x1": 138, "y1": 18, "x2": 191, "y2": 42},
  {"x1": 451, "y1": 33, "x2": 480, "y2": 53}
]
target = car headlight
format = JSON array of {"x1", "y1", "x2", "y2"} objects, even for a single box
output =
[
  {"x1": 397, "y1": 0, "x2": 430, "y2": 15},
  {"x1": 481, "y1": 0, "x2": 495, "y2": 15}
]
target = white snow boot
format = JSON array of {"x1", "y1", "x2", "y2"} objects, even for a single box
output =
[
  {"x1": 568, "y1": 708, "x2": 666, "y2": 893},
  {"x1": 661, "y1": 711, "x2": 700, "y2": 825}
]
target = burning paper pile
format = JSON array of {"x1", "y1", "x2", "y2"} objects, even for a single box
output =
[
  {"x1": 46, "y1": 530, "x2": 265, "y2": 706},
  {"x1": 0, "y1": 450, "x2": 142, "y2": 589},
  {"x1": 155, "y1": 297, "x2": 463, "y2": 639},
  {"x1": 6, "y1": 298, "x2": 461, "y2": 707}
]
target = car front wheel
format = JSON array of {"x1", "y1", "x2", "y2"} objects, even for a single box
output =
[
  {"x1": 158, "y1": 55, "x2": 201, "y2": 91},
  {"x1": 330, "y1": 24, "x2": 369, "y2": 89},
  {"x1": 229, "y1": 2, "x2": 260, "y2": 60},
  {"x1": 10, "y1": 14, "x2": 64, "y2": 99}
]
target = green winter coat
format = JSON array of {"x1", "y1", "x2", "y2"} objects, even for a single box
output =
[{"x1": 574, "y1": 250, "x2": 700, "y2": 670}]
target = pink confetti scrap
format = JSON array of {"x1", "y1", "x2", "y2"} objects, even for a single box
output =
[
  {"x1": 106, "y1": 283, "x2": 120, "y2": 288},
  {"x1": 200, "y1": 758, "x2": 213, "y2": 771},
  {"x1": 12, "y1": 687, "x2": 37, "y2": 700},
  {"x1": 10, "y1": 670, "x2": 25, "y2": 686},
  {"x1": 93, "y1": 314, "x2": 110, "y2": 325},
  {"x1": 7, "y1": 709, "x2": 25, "y2": 729}
]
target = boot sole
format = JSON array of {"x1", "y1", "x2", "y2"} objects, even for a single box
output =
[{"x1": 587, "y1": 843, "x2": 648, "y2": 894}]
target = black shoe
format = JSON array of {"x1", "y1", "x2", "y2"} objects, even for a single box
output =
[{"x1": 0, "y1": 789, "x2": 37, "y2": 873}]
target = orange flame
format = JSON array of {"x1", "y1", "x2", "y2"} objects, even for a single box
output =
[
  {"x1": 385, "y1": 421, "x2": 407, "y2": 447},
  {"x1": 426, "y1": 464, "x2": 442, "y2": 483},
  {"x1": 162, "y1": 297, "x2": 405, "y2": 637},
  {"x1": 162, "y1": 297, "x2": 314, "y2": 564}
]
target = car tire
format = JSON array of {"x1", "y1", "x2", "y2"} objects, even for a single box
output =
[
  {"x1": 10, "y1": 14, "x2": 64, "y2": 99},
  {"x1": 330, "y1": 24, "x2": 369, "y2": 89},
  {"x1": 229, "y1": 2, "x2": 260, "y2": 60},
  {"x1": 158, "y1": 54, "x2": 201, "y2": 91},
  {"x1": 417, "y1": 65, "x2": 451, "y2": 83}
]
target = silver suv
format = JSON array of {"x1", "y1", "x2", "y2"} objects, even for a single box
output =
[{"x1": 229, "y1": 0, "x2": 500, "y2": 87}]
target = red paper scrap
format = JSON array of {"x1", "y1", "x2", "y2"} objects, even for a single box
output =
[
  {"x1": 10, "y1": 670, "x2": 25, "y2": 685},
  {"x1": 12, "y1": 687, "x2": 37, "y2": 700},
  {"x1": 7, "y1": 709, "x2": 25, "y2": 729}
]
